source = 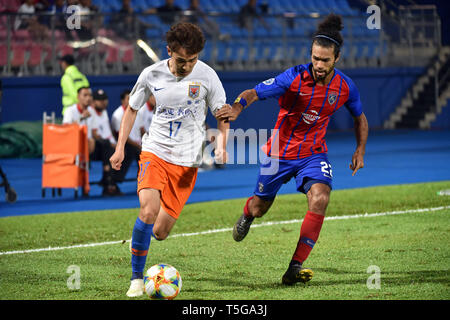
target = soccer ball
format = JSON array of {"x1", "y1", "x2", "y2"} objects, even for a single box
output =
[{"x1": 144, "y1": 264, "x2": 182, "y2": 300}]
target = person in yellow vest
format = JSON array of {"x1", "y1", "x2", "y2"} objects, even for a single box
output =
[{"x1": 59, "y1": 54, "x2": 90, "y2": 116}]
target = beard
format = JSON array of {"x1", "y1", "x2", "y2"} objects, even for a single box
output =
[{"x1": 312, "y1": 63, "x2": 335, "y2": 81}]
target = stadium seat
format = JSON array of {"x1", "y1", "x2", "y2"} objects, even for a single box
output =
[
  {"x1": 226, "y1": 0, "x2": 241, "y2": 13},
  {"x1": 0, "y1": 45, "x2": 7, "y2": 68},
  {"x1": 200, "y1": 0, "x2": 215, "y2": 13},
  {"x1": 27, "y1": 42, "x2": 45, "y2": 74},
  {"x1": 335, "y1": 0, "x2": 359, "y2": 16},
  {"x1": 10, "y1": 43, "x2": 27, "y2": 70},
  {"x1": 121, "y1": 44, "x2": 134, "y2": 64},
  {"x1": 12, "y1": 29, "x2": 31, "y2": 42}
]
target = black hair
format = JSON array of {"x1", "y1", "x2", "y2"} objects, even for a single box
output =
[
  {"x1": 120, "y1": 89, "x2": 131, "y2": 101},
  {"x1": 77, "y1": 86, "x2": 90, "y2": 94},
  {"x1": 312, "y1": 14, "x2": 344, "y2": 59}
]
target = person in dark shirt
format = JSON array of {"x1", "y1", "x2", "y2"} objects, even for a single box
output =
[
  {"x1": 238, "y1": 0, "x2": 269, "y2": 31},
  {"x1": 145, "y1": 0, "x2": 182, "y2": 26},
  {"x1": 181, "y1": 0, "x2": 222, "y2": 39}
]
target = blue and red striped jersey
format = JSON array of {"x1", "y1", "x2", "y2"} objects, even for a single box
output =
[{"x1": 254, "y1": 63, "x2": 362, "y2": 160}]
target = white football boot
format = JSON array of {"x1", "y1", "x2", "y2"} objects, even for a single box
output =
[{"x1": 126, "y1": 279, "x2": 144, "y2": 297}]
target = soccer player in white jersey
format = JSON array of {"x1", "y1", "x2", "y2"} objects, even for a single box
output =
[{"x1": 109, "y1": 22, "x2": 230, "y2": 297}]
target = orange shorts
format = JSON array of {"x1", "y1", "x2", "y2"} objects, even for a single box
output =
[{"x1": 137, "y1": 151, "x2": 198, "y2": 219}]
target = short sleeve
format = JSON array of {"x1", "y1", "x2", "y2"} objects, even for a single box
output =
[
  {"x1": 129, "y1": 69, "x2": 152, "y2": 111},
  {"x1": 254, "y1": 66, "x2": 298, "y2": 100},
  {"x1": 206, "y1": 69, "x2": 226, "y2": 115},
  {"x1": 343, "y1": 76, "x2": 363, "y2": 117}
]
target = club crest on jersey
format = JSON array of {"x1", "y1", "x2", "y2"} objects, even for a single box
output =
[
  {"x1": 328, "y1": 92, "x2": 338, "y2": 105},
  {"x1": 188, "y1": 84, "x2": 200, "y2": 99}
]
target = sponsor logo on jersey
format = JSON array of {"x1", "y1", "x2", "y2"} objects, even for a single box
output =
[
  {"x1": 188, "y1": 84, "x2": 200, "y2": 99},
  {"x1": 302, "y1": 110, "x2": 320, "y2": 124}
]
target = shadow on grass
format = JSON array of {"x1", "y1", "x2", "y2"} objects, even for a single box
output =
[{"x1": 183, "y1": 268, "x2": 450, "y2": 294}]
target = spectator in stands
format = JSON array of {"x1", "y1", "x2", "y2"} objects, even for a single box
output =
[
  {"x1": 238, "y1": 0, "x2": 269, "y2": 32},
  {"x1": 14, "y1": 0, "x2": 49, "y2": 41},
  {"x1": 62, "y1": 87, "x2": 122, "y2": 196},
  {"x1": 77, "y1": 0, "x2": 99, "y2": 40},
  {"x1": 59, "y1": 54, "x2": 90, "y2": 116},
  {"x1": 89, "y1": 89, "x2": 116, "y2": 147},
  {"x1": 145, "y1": 0, "x2": 182, "y2": 26},
  {"x1": 43, "y1": 0, "x2": 66, "y2": 30},
  {"x1": 111, "y1": 89, "x2": 143, "y2": 183},
  {"x1": 112, "y1": 0, "x2": 149, "y2": 39},
  {"x1": 182, "y1": 0, "x2": 228, "y2": 40}
]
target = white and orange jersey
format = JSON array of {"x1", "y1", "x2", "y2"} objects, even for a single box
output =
[{"x1": 129, "y1": 59, "x2": 226, "y2": 167}]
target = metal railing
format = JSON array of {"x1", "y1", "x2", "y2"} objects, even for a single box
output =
[{"x1": 0, "y1": 7, "x2": 441, "y2": 77}]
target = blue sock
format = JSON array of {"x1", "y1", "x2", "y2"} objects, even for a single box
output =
[{"x1": 130, "y1": 217, "x2": 154, "y2": 280}]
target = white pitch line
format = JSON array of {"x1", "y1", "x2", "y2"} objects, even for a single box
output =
[{"x1": 1, "y1": 205, "x2": 449, "y2": 256}]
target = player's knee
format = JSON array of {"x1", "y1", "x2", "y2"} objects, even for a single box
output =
[
  {"x1": 152, "y1": 229, "x2": 168, "y2": 241},
  {"x1": 309, "y1": 192, "x2": 329, "y2": 210},
  {"x1": 139, "y1": 203, "x2": 159, "y2": 222}
]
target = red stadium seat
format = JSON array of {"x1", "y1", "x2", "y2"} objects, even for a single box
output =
[
  {"x1": 121, "y1": 45, "x2": 134, "y2": 63},
  {"x1": 12, "y1": 29, "x2": 31, "y2": 41},
  {"x1": 27, "y1": 42, "x2": 45, "y2": 73},
  {"x1": 10, "y1": 42, "x2": 27, "y2": 68},
  {"x1": 0, "y1": 45, "x2": 8, "y2": 67}
]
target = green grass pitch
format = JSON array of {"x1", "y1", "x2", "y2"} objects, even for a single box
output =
[{"x1": 0, "y1": 181, "x2": 449, "y2": 300}]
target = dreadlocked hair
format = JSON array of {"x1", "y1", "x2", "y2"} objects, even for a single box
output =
[{"x1": 312, "y1": 14, "x2": 344, "y2": 58}]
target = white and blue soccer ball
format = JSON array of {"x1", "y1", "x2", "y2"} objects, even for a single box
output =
[{"x1": 144, "y1": 264, "x2": 182, "y2": 300}]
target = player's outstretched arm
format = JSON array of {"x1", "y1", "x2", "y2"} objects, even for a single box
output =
[
  {"x1": 110, "y1": 106, "x2": 137, "y2": 170},
  {"x1": 214, "y1": 115, "x2": 230, "y2": 165},
  {"x1": 350, "y1": 112, "x2": 368, "y2": 176},
  {"x1": 215, "y1": 89, "x2": 259, "y2": 122}
]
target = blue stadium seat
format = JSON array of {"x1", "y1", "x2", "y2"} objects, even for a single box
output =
[
  {"x1": 200, "y1": 41, "x2": 213, "y2": 62},
  {"x1": 200, "y1": 0, "x2": 215, "y2": 12},
  {"x1": 215, "y1": 41, "x2": 228, "y2": 64},
  {"x1": 108, "y1": 0, "x2": 122, "y2": 12},
  {"x1": 335, "y1": 0, "x2": 360, "y2": 16},
  {"x1": 226, "y1": 0, "x2": 242, "y2": 13},
  {"x1": 276, "y1": 0, "x2": 296, "y2": 13},
  {"x1": 210, "y1": 0, "x2": 232, "y2": 13},
  {"x1": 176, "y1": 0, "x2": 189, "y2": 9}
]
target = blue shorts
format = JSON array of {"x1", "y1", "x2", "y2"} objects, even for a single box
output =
[{"x1": 254, "y1": 153, "x2": 333, "y2": 201}]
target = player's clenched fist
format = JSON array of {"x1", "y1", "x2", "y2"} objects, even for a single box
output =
[{"x1": 110, "y1": 150, "x2": 124, "y2": 170}]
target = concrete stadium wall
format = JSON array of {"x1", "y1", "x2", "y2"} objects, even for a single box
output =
[{"x1": 1, "y1": 67, "x2": 425, "y2": 130}]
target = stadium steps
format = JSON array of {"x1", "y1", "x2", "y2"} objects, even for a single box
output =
[{"x1": 384, "y1": 47, "x2": 450, "y2": 129}]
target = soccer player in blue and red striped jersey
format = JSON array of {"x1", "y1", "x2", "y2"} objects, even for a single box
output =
[{"x1": 216, "y1": 14, "x2": 369, "y2": 285}]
